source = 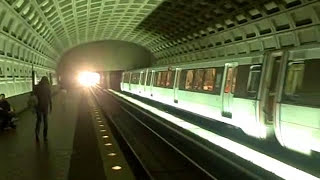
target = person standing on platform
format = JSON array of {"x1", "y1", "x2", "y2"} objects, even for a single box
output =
[{"x1": 34, "y1": 76, "x2": 52, "y2": 142}]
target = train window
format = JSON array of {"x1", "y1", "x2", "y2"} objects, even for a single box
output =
[
  {"x1": 185, "y1": 70, "x2": 195, "y2": 90},
  {"x1": 234, "y1": 65, "x2": 251, "y2": 98},
  {"x1": 224, "y1": 67, "x2": 238, "y2": 94},
  {"x1": 247, "y1": 65, "x2": 262, "y2": 97},
  {"x1": 153, "y1": 72, "x2": 157, "y2": 86},
  {"x1": 193, "y1": 69, "x2": 205, "y2": 90},
  {"x1": 179, "y1": 70, "x2": 187, "y2": 90},
  {"x1": 224, "y1": 67, "x2": 234, "y2": 93},
  {"x1": 214, "y1": 67, "x2": 224, "y2": 94},
  {"x1": 140, "y1": 72, "x2": 145, "y2": 85},
  {"x1": 166, "y1": 71, "x2": 175, "y2": 88},
  {"x1": 129, "y1": 73, "x2": 133, "y2": 83},
  {"x1": 130, "y1": 73, "x2": 138, "y2": 84},
  {"x1": 122, "y1": 73, "x2": 126, "y2": 83},
  {"x1": 203, "y1": 68, "x2": 216, "y2": 91},
  {"x1": 123, "y1": 73, "x2": 131, "y2": 83},
  {"x1": 160, "y1": 71, "x2": 168, "y2": 87},
  {"x1": 233, "y1": 64, "x2": 262, "y2": 99},
  {"x1": 155, "y1": 72, "x2": 162, "y2": 87},
  {"x1": 231, "y1": 67, "x2": 238, "y2": 94},
  {"x1": 130, "y1": 73, "x2": 140, "y2": 84},
  {"x1": 283, "y1": 60, "x2": 320, "y2": 107},
  {"x1": 146, "y1": 72, "x2": 152, "y2": 86},
  {"x1": 284, "y1": 63, "x2": 304, "y2": 95},
  {"x1": 166, "y1": 71, "x2": 171, "y2": 87},
  {"x1": 270, "y1": 58, "x2": 281, "y2": 93},
  {"x1": 123, "y1": 73, "x2": 130, "y2": 83}
]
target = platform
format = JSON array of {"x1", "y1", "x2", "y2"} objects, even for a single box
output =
[{"x1": 0, "y1": 90, "x2": 134, "y2": 180}]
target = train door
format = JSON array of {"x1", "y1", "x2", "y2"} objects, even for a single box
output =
[
  {"x1": 120, "y1": 72, "x2": 124, "y2": 90},
  {"x1": 221, "y1": 62, "x2": 238, "y2": 118},
  {"x1": 173, "y1": 69, "x2": 181, "y2": 103},
  {"x1": 150, "y1": 71, "x2": 155, "y2": 97},
  {"x1": 129, "y1": 72, "x2": 132, "y2": 91},
  {"x1": 259, "y1": 51, "x2": 286, "y2": 124},
  {"x1": 145, "y1": 70, "x2": 152, "y2": 95},
  {"x1": 139, "y1": 71, "x2": 144, "y2": 94},
  {"x1": 143, "y1": 69, "x2": 149, "y2": 93}
]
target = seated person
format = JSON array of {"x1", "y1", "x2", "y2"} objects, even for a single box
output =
[{"x1": 0, "y1": 94, "x2": 16, "y2": 129}]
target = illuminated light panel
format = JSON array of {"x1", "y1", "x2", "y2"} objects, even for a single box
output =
[
  {"x1": 112, "y1": 89, "x2": 242, "y2": 133},
  {"x1": 139, "y1": 90, "x2": 266, "y2": 138},
  {"x1": 108, "y1": 153, "x2": 117, "y2": 156},
  {"x1": 78, "y1": 71, "x2": 100, "y2": 87},
  {"x1": 102, "y1": 136, "x2": 109, "y2": 138},
  {"x1": 104, "y1": 143, "x2": 112, "y2": 146},
  {"x1": 174, "y1": 121, "x2": 200, "y2": 130},
  {"x1": 99, "y1": 125, "x2": 104, "y2": 127},
  {"x1": 100, "y1": 130, "x2": 106, "y2": 132},
  {"x1": 109, "y1": 89, "x2": 319, "y2": 180},
  {"x1": 112, "y1": 166, "x2": 122, "y2": 170},
  {"x1": 281, "y1": 127, "x2": 312, "y2": 155}
]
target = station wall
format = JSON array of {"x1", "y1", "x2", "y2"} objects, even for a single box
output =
[{"x1": 0, "y1": 3, "x2": 57, "y2": 98}]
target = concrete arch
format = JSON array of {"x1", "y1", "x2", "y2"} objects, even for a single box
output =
[{"x1": 58, "y1": 40, "x2": 155, "y2": 74}]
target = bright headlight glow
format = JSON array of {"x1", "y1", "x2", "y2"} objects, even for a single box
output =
[{"x1": 78, "y1": 71, "x2": 100, "y2": 87}]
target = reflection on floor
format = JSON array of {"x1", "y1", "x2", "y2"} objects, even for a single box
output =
[{"x1": 0, "y1": 91, "x2": 81, "y2": 180}]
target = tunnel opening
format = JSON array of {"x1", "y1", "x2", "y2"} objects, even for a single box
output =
[{"x1": 57, "y1": 40, "x2": 155, "y2": 90}]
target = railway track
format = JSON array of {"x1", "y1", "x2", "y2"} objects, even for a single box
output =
[
  {"x1": 119, "y1": 90, "x2": 320, "y2": 179},
  {"x1": 91, "y1": 88, "x2": 284, "y2": 180}
]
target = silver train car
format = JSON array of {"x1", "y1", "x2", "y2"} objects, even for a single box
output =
[{"x1": 121, "y1": 45, "x2": 320, "y2": 155}]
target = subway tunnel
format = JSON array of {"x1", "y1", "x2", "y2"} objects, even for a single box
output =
[{"x1": 0, "y1": 0, "x2": 320, "y2": 180}]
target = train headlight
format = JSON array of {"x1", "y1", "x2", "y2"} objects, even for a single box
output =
[{"x1": 77, "y1": 71, "x2": 100, "y2": 87}]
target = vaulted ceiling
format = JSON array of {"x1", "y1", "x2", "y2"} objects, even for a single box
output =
[
  {"x1": 0, "y1": 0, "x2": 319, "y2": 70},
  {"x1": 0, "y1": 0, "x2": 163, "y2": 56}
]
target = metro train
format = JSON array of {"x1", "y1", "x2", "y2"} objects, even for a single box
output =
[{"x1": 120, "y1": 44, "x2": 320, "y2": 155}]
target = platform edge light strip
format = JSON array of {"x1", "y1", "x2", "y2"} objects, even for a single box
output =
[{"x1": 107, "y1": 89, "x2": 319, "y2": 180}]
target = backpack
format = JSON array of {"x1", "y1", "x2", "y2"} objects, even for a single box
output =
[{"x1": 28, "y1": 94, "x2": 38, "y2": 108}]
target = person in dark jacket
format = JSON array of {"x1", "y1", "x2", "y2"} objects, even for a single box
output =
[
  {"x1": 34, "y1": 76, "x2": 52, "y2": 142},
  {"x1": 0, "y1": 94, "x2": 16, "y2": 130}
]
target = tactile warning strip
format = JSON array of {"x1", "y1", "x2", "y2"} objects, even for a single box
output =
[{"x1": 87, "y1": 90, "x2": 135, "y2": 180}]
